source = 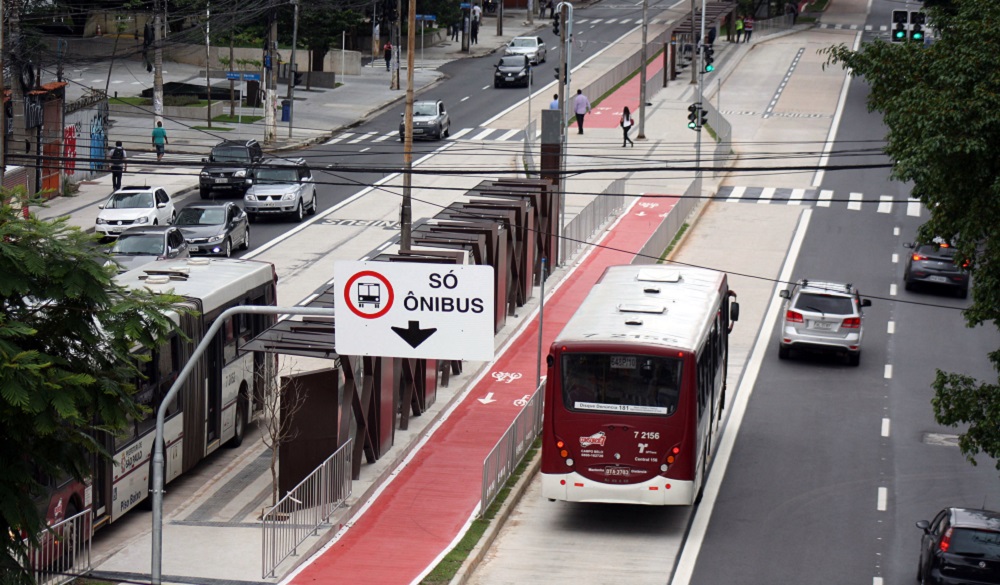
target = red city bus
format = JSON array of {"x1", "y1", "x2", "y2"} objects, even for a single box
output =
[{"x1": 541, "y1": 265, "x2": 739, "y2": 506}]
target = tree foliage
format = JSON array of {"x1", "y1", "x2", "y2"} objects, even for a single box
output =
[
  {"x1": 824, "y1": 0, "x2": 1000, "y2": 471},
  {"x1": 0, "y1": 191, "x2": 181, "y2": 584}
]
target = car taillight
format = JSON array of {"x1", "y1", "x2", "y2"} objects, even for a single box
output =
[
  {"x1": 962, "y1": 259, "x2": 970, "y2": 269},
  {"x1": 912, "y1": 254, "x2": 927, "y2": 262},
  {"x1": 939, "y1": 527, "x2": 953, "y2": 552},
  {"x1": 842, "y1": 317, "x2": 861, "y2": 329},
  {"x1": 785, "y1": 310, "x2": 803, "y2": 323}
]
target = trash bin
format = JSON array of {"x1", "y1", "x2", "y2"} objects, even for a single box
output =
[{"x1": 281, "y1": 99, "x2": 291, "y2": 122}]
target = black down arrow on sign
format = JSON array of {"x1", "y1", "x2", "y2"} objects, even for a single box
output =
[{"x1": 392, "y1": 321, "x2": 438, "y2": 349}]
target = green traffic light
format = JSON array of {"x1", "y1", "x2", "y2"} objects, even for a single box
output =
[
  {"x1": 705, "y1": 64, "x2": 715, "y2": 72},
  {"x1": 687, "y1": 120, "x2": 697, "y2": 130},
  {"x1": 894, "y1": 30, "x2": 905, "y2": 39}
]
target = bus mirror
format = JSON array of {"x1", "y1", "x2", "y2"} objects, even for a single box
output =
[
  {"x1": 546, "y1": 354, "x2": 554, "y2": 367},
  {"x1": 730, "y1": 302, "x2": 740, "y2": 321}
]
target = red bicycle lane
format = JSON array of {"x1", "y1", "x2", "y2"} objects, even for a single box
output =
[
  {"x1": 287, "y1": 195, "x2": 678, "y2": 585},
  {"x1": 586, "y1": 55, "x2": 665, "y2": 129}
]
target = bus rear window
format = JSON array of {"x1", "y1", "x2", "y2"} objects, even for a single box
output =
[{"x1": 561, "y1": 353, "x2": 682, "y2": 415}]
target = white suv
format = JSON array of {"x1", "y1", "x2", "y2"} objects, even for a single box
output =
[
  {"x1": 95, "y1": 186, "x2": 175, "y2": 240},
  {"x1": 243, "y1": 158, "x2": 317, "y2": 222},
  {"x1": 778, "y1": 280, "x2": 872, "y2": 366}
]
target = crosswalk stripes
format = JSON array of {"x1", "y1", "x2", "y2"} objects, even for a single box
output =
[
  {"x1": 372, "y1": 132, "x2": 395, "y2": 143},
  {"x1": 449, "y1": 127, "x2": 474, "y2": 140},
  {"x1": 130, "y1": 152, "x2": 202, "y2": 163},
  {"x1": 717, "y1": 186, "x2": 927, "y2": 216},
  {"x1": 316, "y1": 126, "x2": 525, "y2": 146}
]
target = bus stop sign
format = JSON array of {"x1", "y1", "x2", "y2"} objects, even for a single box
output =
[{"x1": 334, "y1": 261, "x2": 495, "y2": 361}]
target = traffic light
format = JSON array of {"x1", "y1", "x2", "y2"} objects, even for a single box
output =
[
  {"x1": 687, "y1": 103, "x2": 700, "y2": 130},
  {"x1": 552, "y1": 15, "x2": 560, "y2": 36},
  {"x1": 910, "y1": 11, "x2": 925, "y2": 41},
  {"x1": 702, "y1": 45, "x2": 715, "y2": 73},
  {"x1": 553, "y1": 64, "x2": 567, "y2": 83},
  {"x1": 891, "y1": 10, "x2": 907, "y2": 42},
  {"x1": 293, "y1": 72, "x2": 303, "y2": 86},
  {"x1": 699, "y1": 108, "x2": 708, "y2": 126}
]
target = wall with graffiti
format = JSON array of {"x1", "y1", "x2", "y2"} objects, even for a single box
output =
[{"x1": 63, "y1": 97, "x2": 109, "y2": 183}]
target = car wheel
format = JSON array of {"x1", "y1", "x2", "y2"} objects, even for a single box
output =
[
  {"x1": 240, "y1": 226, "x2": 251, "y2": 250},
  {"x1": 223, "y1": 238, "x2": 232, "y2": 258},
  {"x1": 904, "y1": 277, "x2": 915, "y2": 291},
  {"x1": 778, "y1": 345, "x2": 790, "y2": 360},
  {"x1": 294, "y1": 201, "x2": 304, "y2": 222},
  {"x1": 200, "y1": 188, "x2": 211, "y2": 199},
  {"x1": 494, "y1": 80, "x2": 500, "y2": 88},
  {"x1": 169, "y1": 211, "x2": 176, "y2": 224},
  {"x1": 848, "y1": 352, "x2": 860, "y2": 367},
  {"x1": 444, "y1": 126, "x2": 450, "y2": 138},
  {"x1": 308, "y1": 190, "x2": 318, "y2": 215},
  {"x1": 957, "y1": 285, "x2": 969, "y2": 299}
]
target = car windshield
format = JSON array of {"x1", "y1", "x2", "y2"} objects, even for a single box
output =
[
  {"x1": 949, "y1": 529, "x2": 1000, "y2": 559},
  {"x1": 255, "y1": 168, "x2": 300, "y2": 183},
  {"x1": 212, "y1": 146, "x2": 250, "y2": 163},
  {"x1": 510, "y1": 38, "x2": 536, "y2": 47},
  {"x1": 111, "y1": 234, "x2": 164, "y2": 256},
  {"x1": 175, "y1": 207, "x2": 226, "y2": 226},
  {"x1": 561, "y1": 353, "x2": 682, "y2": 416},
  {"x1": 107, "y1": 192, "x2": 154, "y2": 209},
  {"x1": 500, "y1": 57, "x2": 525, "y2": 67},
  {"x1": 794, "y1": 292, "x2": 854, "y2": 315},
  {"x1": 414, "y1": 103, "x2": 438, "y2": 117}
]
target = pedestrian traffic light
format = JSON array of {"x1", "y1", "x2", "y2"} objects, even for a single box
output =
[
  {"x1": 687, "y1": 103, "x2": 700, "y2": 130},
  {"x1": 699, "y1": 108, "x2": 709, "y2": 126},
  {"x1": 293, "y1": 72, "x2": 303, "y2": 86},
  {"x1": 552, "y1": 15, "x2": 560, "y2": 36},
  {"x1": 891, "y1": 10, "x2": 907, "y2": 42},
  {"x1": 702, "y1": 45, "x2": 715, "y2": 73},
  {"x1": 910, "y1": 11, "x2": 925, "y2": 41}
]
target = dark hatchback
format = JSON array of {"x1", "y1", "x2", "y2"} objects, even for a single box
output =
[
  {"x1": 173, "y1": 201, "x2": 250, "y2": 257},
  {"x1": 494, "y1": 55, "x2": 531, "y2": 88},
  {"x1": 904, "y1": 239, "x2": 970, "y2": 298},
  {"x1": 918, "y1": 507, "x2": 1000, "y2": 585},
  {"x1": 107, "y1": 225, "x2": 189, "y2": 273}
]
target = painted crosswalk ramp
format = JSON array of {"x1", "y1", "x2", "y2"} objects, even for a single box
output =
[{"x1": 717, "y1": 185, "x2": 924, "y2": 216}]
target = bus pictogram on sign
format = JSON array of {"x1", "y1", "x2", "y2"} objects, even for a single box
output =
[{"x1": 344, "y1": 270, "x2": 394, "y2": 319}]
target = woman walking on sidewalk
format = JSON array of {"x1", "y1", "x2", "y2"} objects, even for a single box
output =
[
  {"x1": 620, "y1": 107, "x2": 635, "y2": 148},
  {"x1": 384, "y1": 42, "x2": 392, "y2": 71},
  {"x1": 744, "y1": 16, "x2": 754, "y2": 42}
]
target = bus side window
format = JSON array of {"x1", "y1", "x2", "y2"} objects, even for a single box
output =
[
  {"x1": 238, "y1": 313, "x2": 253, "y2": 354},
  {"x1": 223, "y1": 317, "x2": 238, "y2": 364}
]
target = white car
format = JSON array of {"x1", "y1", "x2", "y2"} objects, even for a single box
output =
[
  {"x1": 505, "y1": 36, "x2": 547, "y2": 65},
  {"x1": 95, "y1": 186, "x2": 176, "y2": 240}
]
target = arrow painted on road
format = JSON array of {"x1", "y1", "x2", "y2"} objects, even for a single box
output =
[
  {"x1": 478, "y1": 392, "x2": 496, "y2": 405},
  {"x1": 391, "y1": 320, "x2": 437, "y2": 348},
  {"x1": 636, "y1": 211, "x2": 647, "y2": 216}
]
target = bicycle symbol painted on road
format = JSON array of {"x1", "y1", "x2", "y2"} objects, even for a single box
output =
[
  {"x1": 491, "y1": 371, "x2": 522, "y2": 384},
  {"x1": 513, "y1": 395, "x2": 531, "y2": 407}
]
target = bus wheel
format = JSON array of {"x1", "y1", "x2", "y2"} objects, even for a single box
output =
[
  {"x1": 694, "y1": 455, "x2": 707, "y2": 505},
  {"x1": 227, "y1": 394, "x2": 248, "y2": 448}
]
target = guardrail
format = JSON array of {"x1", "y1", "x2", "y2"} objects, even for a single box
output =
[
  {"x1": 261, "y1": 438, "x2": 353, "y2": 579},
  {"x1": 481, "y1": 382, "x2": 545, "y2": 517},
  {"x1": 562, "y1": 178, "x2": 628, "y2": 264},
  {"x1": 753, "y1": 13, "x2": 797, "y2": 37},
  {"x1": 27, "y1": 508, "x2": 92, "y2": 585}
]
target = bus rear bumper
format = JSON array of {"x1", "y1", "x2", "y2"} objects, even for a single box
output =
[{"x1": 541, "y1": 471, "x2": 695, "y2": 505}]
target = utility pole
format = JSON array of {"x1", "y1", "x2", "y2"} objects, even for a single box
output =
[
  {"x1": 205, "y1": 0, "x2": 211, "y2": 128},
  {"x1": 555, "y1": 2, "x2": 572, "y2": 266},
  {"x1": 264, "y1": 9, "x2": 277, "y2": 143},
  {"x1": 689, "y1": 0, "x2": 697, "y2": 85},
  {"x1": 229, "y1": 25, "x2": 235, "y2": 117},
  {"x1": 497, "y1": 0, "x2": 503, "y2": 36},
  {"x1": 694, "y1": 0, "x2": 706, "y2": 182},
  {"x1": 1, "y1": 0, "x2": 6, "y2": 177},
  {"x1": 154, "y1": 0, "x2": 164, "y2": 123},
  {"x1": 287, "y1": 0, "x2": 299, "y2": 138},
  {"x1": 400, "y1": 0, "x2": 416, "y2": 249},
  {"x1": 391, "y1": 0, "x2": 401, "y2": 90},
  {"x1": 9, "y1": 0, "x2": 37, "y2": 199},
  {"x1": 637, "y1": 0, "x2": 648, "y2": 139},
  {"x1": 527, "y1": 0, "x2": 533, "y2": 24}
]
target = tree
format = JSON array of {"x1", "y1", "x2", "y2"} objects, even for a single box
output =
[
  {"x1": 0, "y1": 190, "x2": 181, "y2": 584},
  {"x1": 824, "y1": 0, "x2": 1000, "y2": 471},
  {"x1": 257, "y1": 357, "x2": 309, "y2": 508},
  {"x1": 291, "y1": 6, "x2": 364, "y2": 72}
]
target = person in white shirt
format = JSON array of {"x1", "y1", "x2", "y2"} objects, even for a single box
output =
[
  {"x1": 472, "y1": 3, "x2": 482, "y2": 22},
  {"x1": 620, "y1": 106, "x2": 635, "y2": 147},
  {"x1": 572, "y1": 89, "x2": 591, "y2": 134}
]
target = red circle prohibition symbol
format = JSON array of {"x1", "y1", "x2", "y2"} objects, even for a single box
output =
[{"x1": 344, "y1": 270, "x2": 395, "y2": 319}]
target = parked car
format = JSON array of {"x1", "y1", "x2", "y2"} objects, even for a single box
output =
[
  {"x1": 243, "y1": 158, "x2": 317, "y2": 222},
  {"x1": 917, "y1": 507, "x2": 1000, "y2": 585},
  {"x1": 777, "y1": 279, "x2": 871, "y2": 366},
  {"x1": 199, "y1": 139, "x2": 264, "y2": 199},
  {"x1": 106, "y1": 225, "x2": 189, "y2": 273},
  {"x1": 399, "y1": 100, "x2": 450, "y2": 141},
  {"x1": 95, "y1": 186, "x2": 175, "y2": 240},
  {"x1": 494, "y1": 55, "x2": 532, "y2": 88},
  {"x1": 904, "y1": 238, "x2": 970, "y2": 298},
  {"x1": 173, "y1": 201, "x2": 250, "y2": 257},
  {"x1": 505, "y1": 36, "x2": 547, "y2": 64}
]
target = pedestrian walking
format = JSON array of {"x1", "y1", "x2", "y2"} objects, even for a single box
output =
[
  {"x1": 451, "y1": 21, "x2": 460, "y2": 41},
  {"x1": 620, "y1": 107, "x2": 635, "y2": 147},
  {"x1": 151, "y1": 121, "x2": 168, "y2": 162},
  {"x1": 472, "y1": 3, "x2": 482, "y2": 23},
  {"x1": 743, "y1": 16, "x2": 754, "y2": 42},
  {"x1": 384, "y1": 41, "x2": 392, "y2": 71},
  {"x1": 734, "y1": 16, "x2": 744, "y2": 43},
  {"x1": 471, "y1": 19, "x2": 479, "y2": 44},
  {"x1": 572, "y1": 89, "x2": 591, "y2": 134},
  {"x1": 550, "y1": 94, "x2": 559, "y2": 110},
  {"x1": 108, "y1": 140, "x2": 128, "y2": 190},
  {"x1": 548, "y1": 0, "x2": 556, "y2": 19}
]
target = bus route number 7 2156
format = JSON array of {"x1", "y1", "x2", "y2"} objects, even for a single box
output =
[{"x1": 635, "y1": 431, "x2": 660, "y2": 439}]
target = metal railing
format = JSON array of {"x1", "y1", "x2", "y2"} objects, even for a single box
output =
[
  {"x1": 27, "y1": 508, "x2": 92, "y2": 585},
  {"x1": 261, "y1": 438, "x2": 353, "y2": 579},
  {"x1": 481, "y1": 382, "x2": 545, "y2": 517},
  {"x1": 753, "y1": 13, "x2": 797, "y2": 37},
  {"x1": 562, "y1": 178, "x2": 628, "y2": 264},
  {"x1": 523, "y1": 118, "x2": 537, "y2": 177}
]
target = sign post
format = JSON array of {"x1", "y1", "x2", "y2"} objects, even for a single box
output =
[{"x1": 334, "y1": 261, "x2": 495, "y2": 361}]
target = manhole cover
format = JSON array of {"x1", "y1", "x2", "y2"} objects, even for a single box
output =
[{"x1": 923, "y1": 433, "x2": 960, "y2": 447}]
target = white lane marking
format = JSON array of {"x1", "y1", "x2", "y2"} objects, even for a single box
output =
[
  {"x1": 359, "y1": 147, "x2": 370, "y2": 152},
  {"x1": 460, "y1": 96, "x2": 470, "y2": 102},
  {"x1": 377, "y1": 241, "x2": 393, "y2": 251},
  {"x1": 813, "y1": 31, "x2": 863, "y2": 187},
  {"x1": 874, "y1": 578, "x2": 884, "y2": 585},
  {"x1": 325, "y1": 133, "x2": 352, "y2": 145},
  {"x1": 348, "y1": 132, "x2": 375, "y2": 144},
  {"x1": 727, "y1": 186, "x2": 746, "y2": 202},
  {"x1": 482, "y1": 85, "x2": 490, "y2": 90},
  {"x1": 891, "y1": 253, "x2": 898, "y2": 264},
  {"x1": 497, "y1": 129, "x2": 520, "y2": 141},
  {"x1": 671, "y1": 209, "x2": 814, "y2": 585},
  {"x1": 894, "y1": 226, "x2": 900, "y2": 236},
  {"x1": 907, "y1": 198, "x2": 921, "y2": 217},
  {"x1": 848, "y1": 192, "x2": 863, "y2": 211},
  {"x1": 757, "y1": 187, "x2": 775, "y2": 204},
  {"x1": 889, "y1": 283, "x2": 897, "y2": 296},
  {"x1": 887, "y1": 321, "x2": 895, "y2": 334},
  {"x1": 449, "y1": 127, "x2": 474, "y2": 140},
  {"x1": 471, "y1": 128, "x2": 496, "y2": 141},
  {"x1": 884, "y1": 364, "x2": 893, "y2": 379},
  {"x1": 877, "y1": 487, "x2": 888, "y2": 511},
  {"x1": 788, "y1": 188, "x2": 805, "y2": 206},
  {"x1": 817, "y1": 189, "x2": 833, "y2": 207},
  {"x1": 882, "y1": 418, "x2": 891, "y2": 437},
  {"x1": 877, "y1": 195, "x2": 892, "y2": 214},
  {"x1": 373, "y1": 132, "x2": 394, "y2": 143}
]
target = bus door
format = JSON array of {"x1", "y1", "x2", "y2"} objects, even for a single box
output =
[{"x1": 205, "y1": 320, "x2": 223, "y2": 448}]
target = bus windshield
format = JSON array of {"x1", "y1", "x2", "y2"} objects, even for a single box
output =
[{"x1": 561, "y1": 353, "x2": 682, "y2": 415}]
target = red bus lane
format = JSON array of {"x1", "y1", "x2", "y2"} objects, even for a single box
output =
[
  {"x1": 586, "y1": 55, "x2": 665, "y2": 129},
  {"x1": 288, "y1": 196, "x2": 678, "y2": 584}
]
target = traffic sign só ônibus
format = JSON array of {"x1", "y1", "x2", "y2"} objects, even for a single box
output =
[{"x1": 334, "y1": 261, "x2": 496, "y2": 361}]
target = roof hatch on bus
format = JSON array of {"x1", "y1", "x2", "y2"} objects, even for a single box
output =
[
  {"x1": 617, "y1": 303, "x2": 666, "y2": 314},
  {"x1": 636, "y1": 268, "x2": 681, "y2": 283}
]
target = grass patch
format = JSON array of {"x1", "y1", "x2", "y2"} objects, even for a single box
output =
[
  {"x1": 419, "y1": 441, "x2": 540, "y2": 584},
  {"x1": 704, "y1": 123, "x2": 718, "y2": 142},
  {"x1": 797, "y1": 15, "x2": 818, "y2": 23},
  {"x1": 109, "y1": 96, "x2": 147, "y2": 106},
  {"x1": 192, "y1": 125, "x2": 233, "y2": 131},
  {"x1": 658, "y1": 223, "x2": 690, "y2": 262},
  {"x1": 213, "y1": 114, "x2": 264, "y2": 124},
  {"x1": 805, "y1": 0, "x2": 831, "y2": 12}
]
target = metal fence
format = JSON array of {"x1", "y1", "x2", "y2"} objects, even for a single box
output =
[
  {"x1": 261, "y1": 438, "x2": 353, "y2": 579},
  {"x1": 562, "y1": 178, "x2": 629, "y2": 264},
  {"x1": 27, "y1": 508, "x2": 92, "y2": 585},
  {"x1": 753, "y1": 13, "x2": 797, "y2": 37},
  {"x1": 632, "y1": 176, "x2": 701, "y2": 265},
  {"x1": 481, "y1": 382, "x2": 545, "y2": 517},
  {"x1": 523, "y1": 118, "x2": 537, "y2": 177}
]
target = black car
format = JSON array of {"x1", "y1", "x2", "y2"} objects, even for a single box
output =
[
  {"x1": 903, "y1": 238, "x2": 970, "y2": 298},
  {"x1": 107, "y1": 225, "x2": 190, "y2": 273},
  {"x1": 199, "y1": 139, "x2": 264, "y2": 199},
  {"x1": 917, "y1": 508, "x2": 1000, "y2": 585},
  {"x1": 494, "y1": 55, "x2": 532, "y2": 88},
  {"x1": 173, "y1": 201, "x2": 250, "y2": 257}
]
